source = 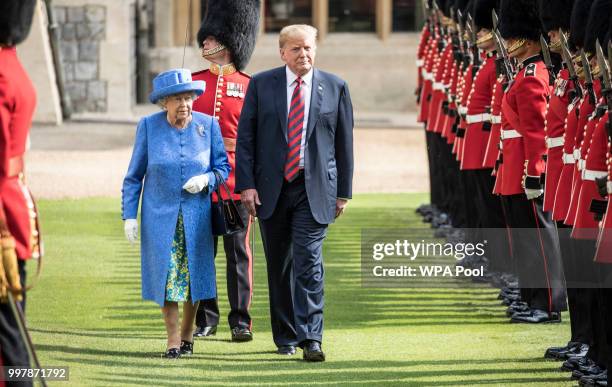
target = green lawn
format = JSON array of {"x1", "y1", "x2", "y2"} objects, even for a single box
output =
[{"x1": 25, "y1": 194, "x2": 573, "y2": 386}]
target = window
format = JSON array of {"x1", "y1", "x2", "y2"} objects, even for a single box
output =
[
  {"x1": 329, "y1": 0, "x2": 376, "y2": 32},
  {"x1": 393, "y1": 0, "x2": 418, "y2": 31},
  {"x1": 264, "y1": 0, "x2": 312, "y2": 32}
]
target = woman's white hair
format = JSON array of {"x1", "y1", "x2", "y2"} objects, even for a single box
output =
[
  {"x1": 156, "y1": 91, "x2": 197, "y2": 110},
  {"x1": 279, "y1": 24, "x2": 318, "y2": 48}
]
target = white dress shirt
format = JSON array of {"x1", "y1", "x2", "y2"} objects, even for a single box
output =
[{"x1": 286, "y1": 66, "x2": 313, "y2": 168}]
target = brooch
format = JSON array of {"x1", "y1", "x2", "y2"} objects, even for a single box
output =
[{"x1": 197, "y1": 124, "x2": 205, "y2": 137}]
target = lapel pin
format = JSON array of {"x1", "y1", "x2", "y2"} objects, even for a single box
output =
[{"x1": 197, "y1": 124, "x2": 205, "y2": 137}]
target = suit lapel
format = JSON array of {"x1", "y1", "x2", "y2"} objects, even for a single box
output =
[
  {"x1": 274, "y1": 67, "x2": 288, "y2": 142},
  {"x1": 306, "y1": 68, "x2": 323, "y2": 141}
]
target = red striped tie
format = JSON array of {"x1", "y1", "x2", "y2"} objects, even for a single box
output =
[{"x1": 284, "y1": 77, "x2": 305, "y2": 182}]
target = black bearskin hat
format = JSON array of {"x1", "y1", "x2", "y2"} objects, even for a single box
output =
[
  {"x1": 437, "y1": 0, "x2": 451, "y2": 16},
  {"x1": 197, "y1": 0, "x2": 261, "y2": 71},
  {"x1": 539, "y1": 0, "x2": 574, "y2": 32},
  {"x1": 473, "y1": 0, "x2": 498, "y2": 30},
  {"x1": 583, "y1": 0, "x2": 612, "y2": 53},
  {"x1": 0, "y1": 0, "x2": 36, "y2": 46},
  {"x1": 452, "y1": 0, "x2": 471, "y2": 21},
  {"x1": 570, "y1": 0, "x2": 595, "y2": 48},
  {"x1": 498, "y1": 0, "x2": 543, "y2": 41}
]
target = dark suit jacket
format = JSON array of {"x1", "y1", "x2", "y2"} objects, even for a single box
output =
[{"x1": 235, "y1": 66, "x2": 354, "y2": 225}]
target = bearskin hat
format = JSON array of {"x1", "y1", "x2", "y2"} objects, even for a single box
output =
[
  {"x1": 498, "y1": 0, "x2": 543, "y2": 41},
  {"x1": 473, "y1": 0, "x2": 498, "y2": 30},
  {"x1": 583, "y1": 0, "x2": 612, "y2": 53},
  {"x1": 539, "y1": 0, "x2": 574, "y2": 33},
  {"x1": 0, "y1": 0, "x2": 36, "y2": 46},
  {"x1": 452, "y1": 0, "x2": 471, "y2": 22},
  {"x1": 570, "y1": 0, "x2": 596, "y2": 48},
  {"x1": 197, "y1": 0, "x2": 260, "y2": 71}
]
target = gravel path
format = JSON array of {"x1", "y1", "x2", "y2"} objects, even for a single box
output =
[{"x1": 27, "y1": 122, "x2": 429, "y2": 199}]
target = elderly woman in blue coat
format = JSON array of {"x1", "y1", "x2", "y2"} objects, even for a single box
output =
[{"x1": 121, "y1": 69, "x2": 230, "y2": 359}]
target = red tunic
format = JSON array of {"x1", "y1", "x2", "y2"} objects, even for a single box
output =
[
  {"x1": 543, "y1": 69, "x2": 572, "y2": 212},
  {"x1": 0, "y1": 47, "x2": 38, "y2": 260},
  {"x1": 454, "y1": 64, "x2": 474, "y2": 160},
  {"x1": 565, "y1": 81, "x2": 600, "y2": 225},
  {"x1": 484, "y1": 77, "x2": 504, "y2": 170},
  {"x1": 499, "y1": 57, "x2": 550, "y2": 195},
  {"x1": 594, "y1": 137, "x2": 612, "y2": 263},
  {"x1": 461, "y1": 54, "x2": 496, "y2": 170},
  {"x1": 573, "y1": 108, "x2": 608, "y2": 239},
  {"x1": 427, "y1": 42, "x2": 452, "y2": 133},
  {"x1": 418, "y1": 37, "x2": 438, "y2": 124},
  {"x1": 192, "y1": 66, "x2": 251, "y2": 201},
  {"x1": 416, "y1": 25, "x2": 430, "y2": 95}
]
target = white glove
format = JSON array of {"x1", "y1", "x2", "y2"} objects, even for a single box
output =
[
  {"x1": 182, "y1": 174, "x2": 209, "y2": 194},
  {"x1": 124, "y1": 219, "x2": 138, "y2": 244},
  {"x1": 525, "y1": 188, "x2": 544, "y2": 200}
]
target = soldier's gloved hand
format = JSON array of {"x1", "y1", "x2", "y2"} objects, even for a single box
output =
[
  {"x1": 182, "y1": 174, "x2": 209, "y2": 194},
  {"x1": 523, "y1": 175, "x2": 543, "y2": 200},
  {"x1": 1, "y1": 237, "x2": 22, "y2": 302},
  {"x1": 124, "y1": 219, "x2": 138, "y2": 245},
  {"x1": 525, "y1": 188, "x2": 544, "y2": 200}
]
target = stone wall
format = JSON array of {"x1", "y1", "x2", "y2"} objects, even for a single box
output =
[{"x1": 54, "y1": 4, "x2": 107, "y2": 113}]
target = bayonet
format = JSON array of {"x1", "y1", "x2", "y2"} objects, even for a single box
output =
[
  {"x1": 560, "y1": 29, "x2": 582, "y2": 100},
  {"x1": 492, "y1": 9, "x2": 498, "y2": 31},
  {"x1": 467, "y1": 13, "x2": 480, "y2": 68},
  {"x1": 596, "y1": 39, "x2": 611, "y2": 91},
  {"x1": 581, "y1": 49, "x2": 596, "y2": 104},
  {"x1": 540, "y1": 35, "x2": 556, "y2": 84},
  {"x1": 494, "y1": 29, "x2": 514, "y2": 82}
]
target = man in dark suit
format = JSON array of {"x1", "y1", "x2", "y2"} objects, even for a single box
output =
[{"x1": 235, "y1": 24, "x2": 354, "y2": 362}]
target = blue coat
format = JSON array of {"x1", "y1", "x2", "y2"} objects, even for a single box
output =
[{"x1": 122, "y1": 111, "x2": 230, "y2": 306}]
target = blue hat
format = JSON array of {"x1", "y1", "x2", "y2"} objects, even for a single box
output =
[{"x1": 149, "y1": 68, "x2": 206, "y2": 104}]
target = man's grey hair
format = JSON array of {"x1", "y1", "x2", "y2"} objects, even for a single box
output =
[{"x1": 279, "y1": 24, "x2": 318, "y2": 48}]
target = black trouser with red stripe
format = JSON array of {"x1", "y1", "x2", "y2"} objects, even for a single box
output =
[
  {"x1": 501, "y1": 194, "x2": 567, "y2": 312},
  {"x1": 196, "y1": 201, "x2": 253, "y2": 330}
]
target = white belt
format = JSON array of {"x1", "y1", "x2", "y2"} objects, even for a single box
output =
[
  {"x1": 422, "y1": 70, "x2": 433, "y2": 81},
  {"x1": 416, "y1": 59, "x2": 424, "y2": 67},
  {"x1": 577, "y1": 159, "x2": 585, "y2": 171},
  {"x1": 573, "y1": 149, "x2": 581, "y2": 160},
  {"x1": 608, "y1": 181, "x2": 612, "y2": 194},
  {"x1": 466, "y1": 113, "x2": 491, "y2": 124},
  {"x1": 582, "y1": 169, "x2": 608, "y2": 181},
  {"x1": 500, "y1": 129, "x2": 522, "y2": 140},
  {"x1": 491, "y1": 115, "x2": 502, "y2": 124},
  {"x1": 433, "y1": 82, "x2": 446, "y2": 91},
  {"x1": 546, "y1": 136, "x2": 565, "y2": 148},
  {"x1": 458, "y1": 106, "x2": 468, "y2": 115},
  {"x1": 562, "y1": 152, "x2": 575, "y2": 164}
]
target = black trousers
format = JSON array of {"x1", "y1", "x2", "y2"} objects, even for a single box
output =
[
  {"x1": 259, "y1": 172, "x2": 327, "y2": 347},
  {"x1": 0, "y1": 259, "x2": 32, "y2": 387},
  {"x1": 465, "y1": 169, "x2": 512, "y2": 273},
  {"x1": 196, "y1": 201, "x2": 253, "y2": 330},
  {"x1": 559, "y1": 225, "x2": 593, "y2": 345},
  {"x1": 501, "y1": 194, "x2": 567, "y2": 312}
]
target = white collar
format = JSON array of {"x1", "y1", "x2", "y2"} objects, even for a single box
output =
[{"x1": 286, "y1": 66, "x2": 313, "y2": 87}]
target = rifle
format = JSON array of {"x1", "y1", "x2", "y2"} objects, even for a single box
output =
[
  {"x1": 581, "y1": 49, "x2": 596, "y2": 105},
  {"x1": 492, "y1": 10, "x2": 513, "y2": 81},
  {"x1": 540, "y1": 35, "x2": 556, "y2": 85},
  {"x1": 467, "y1": 13, "x2": 480, "y2": 69},
  {"x1": 559, "y1": 30, "x2": 583, "y2": 101},
  {"x1": 598, "y1": 40, "x2": 612, "y2": 143}
]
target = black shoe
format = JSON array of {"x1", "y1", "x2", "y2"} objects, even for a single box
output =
[
  {"x1": 194, "y1": 325, "x2": 217, "y2": 337},
  {"x1": 231, "y1": 327, "x2": 253, "y2": 342},
  {"x1": 510, "y1": 309, "x2": 561, "y2": 324},
  {"x1": 562, "y1": 356, "x2": 595, "y2": 372},
  {"x1": 162, "y1": 348, "x2": 181, "y2": 359},
  {"x1": 545, "y1": 341, "x2": 578, "y2": 360},
  {"x1": 179, "y1": 340, "x2": 193, "y2": 356},
  {"x1": 302, "y1": 340, "x2": 325, "y2": 362},
  {"x1": 276, "y1": 345, "x2": 296, "y2": 355}
]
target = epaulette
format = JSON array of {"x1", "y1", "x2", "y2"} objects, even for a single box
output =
[{"x1": 525, "y1": 63, "x2": 537, "y2": 77}]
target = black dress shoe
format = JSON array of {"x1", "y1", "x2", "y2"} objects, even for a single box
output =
[
  {"x1": 231, "y1": 327, "x2": 253, "y2": 342},
  {"x1": 276, "y1": 345, "x2": 296, "y2": 355},
  {"x1": 545, "y1": 341, "x2": 578, "y2": 360},
  {"x1": 162, "y1": 348, "x2": 181, "y2": 359},
  {"x1": 194, "y1": 325, "x2": 217, "y2": 337},
  {"x1": 510, "y1": 309, "x2": 561, "y2": 324},
  {"x1": 302, "y1": 340, "x2": 325, "y2": 362},
  {"x1": 562, "y1": 356, "x2": 595, "y2": 372},
  {"x1": 180, "y1": 340, "x2": 193, "y2": 356}
]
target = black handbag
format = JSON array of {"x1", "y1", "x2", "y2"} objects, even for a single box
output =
[{"x1": 210, "y1": 171, "x2": 246, "y2": 236}]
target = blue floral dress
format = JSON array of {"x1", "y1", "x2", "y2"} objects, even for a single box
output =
[{"x1": 165, "y1": 210, "x2": 191, "y2": 302}]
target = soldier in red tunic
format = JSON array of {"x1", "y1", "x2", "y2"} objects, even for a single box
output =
[
  {"x1": 497, "y1": 0, "x2": 567, "y2": 324},
  {"x1": 0, "y1": 1, "x2": 41, "y2": 384},
  {"x1": 192, "y1": 0, "x2": 260, "y2": 342}
]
